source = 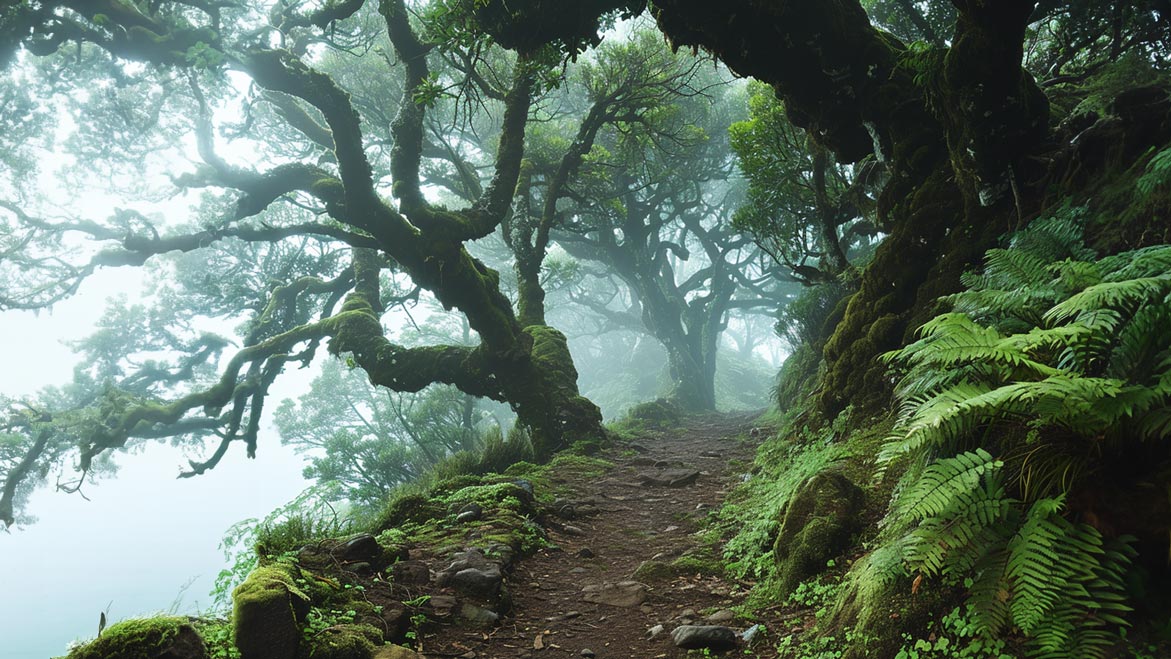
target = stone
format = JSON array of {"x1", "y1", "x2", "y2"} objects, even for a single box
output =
[
  {"x1": 448, "y1": 566, "x2": 503, "y2": 598},
  {"x1": 576, "y1": 547, "x2": 595, "y2": 558},
  {"x1": 342, "y1": 561, "x2": 372, "y2": 575},
  {"x1": 436, "y1": 549, "x2": 504, "y2": 598},
  {"x1": 580, "y1": 649, "x2": 596, "y2": 658},
  {"x1": 428, "y1": 595, "x2": 458, "y2": 614},
  {"x1": 391, "y1": 559, "x2": 431, "y2": 585},
  {"x1": 740, "y1": 624, "x2": 763, "y2": 644},
  {"x1": 705, "y1": 609, "x2": 736, "y2": 623},
  {"x1": 341, "y1": 533, "x2": 381, "y2": 562},
  {"x1": 670, "y1": 625, "x2": 738, "y2": 652},
  {"x1": 374, "y1": 645, "x2": 426, "y2": 659},
  {"x1": 456, "y1": 502, "x2": 483, "y2": 523},
  {"x1": 457, "y1": 602, "x2": 500, "y2": 627},
  {"x1": 647, "y1": 623, "x2": 665, "y2": 640},
  {"x1": 551, "y1": 498, "x2": 577, "y2": 519},
  {"x1": 772, "y1": 470, "x2": 864, "y2": 598},
  {"x1": 637, "y1": 469, "x2": 700, "y2": 487},
  {"x1": 561, "y1": 524, "x2": 585, "y2": 536},
  {"x1": 582, "y1": 581, "x2": 648, "y2": 608}
]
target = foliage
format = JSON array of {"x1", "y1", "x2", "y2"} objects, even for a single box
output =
[
  {"x1": 212, "y1": 484, "x2": 353, "y2": 611},
  {"x1": 275, "y1": 358, "x2": 506, "y2": 509},
  {"x1": 879, "y1": 208, "x2": 1171, "y2": 657},
  {"x1": 730, "y1": 81, "x2": 877, "y2": 284}
]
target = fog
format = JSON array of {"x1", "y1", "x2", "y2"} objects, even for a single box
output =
[{"x1": 0, "y1": 272, "x2": 314, "y2": 659}]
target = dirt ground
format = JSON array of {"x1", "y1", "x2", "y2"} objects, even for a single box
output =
[{"x1": 417, "y1": 411, "x2": 793, "y2": 659}]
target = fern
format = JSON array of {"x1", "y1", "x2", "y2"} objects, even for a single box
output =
[{"x1": 878, "y1": 208, "x2": 1169, "y2": 658}]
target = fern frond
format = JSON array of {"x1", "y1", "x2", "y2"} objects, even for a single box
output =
[
  {"x1": 1045, "y1": 276, "x2": 1171, "y2": 325},
  {"x1": 895, "y1": 449, "x2": 1003, "y2": 520}
]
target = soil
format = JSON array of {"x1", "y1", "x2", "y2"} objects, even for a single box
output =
[{"x1": 417, "y1": 411, "x2": 793, "y2": 659}]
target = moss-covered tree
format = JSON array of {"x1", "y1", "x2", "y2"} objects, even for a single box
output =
[{"x1": 0, "y1": 0, "x2": 633, "y2": 526}]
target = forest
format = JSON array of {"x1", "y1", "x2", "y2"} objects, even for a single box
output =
[{"x1": 1, "y1": 1, "x2": 1170, "y2": 658}]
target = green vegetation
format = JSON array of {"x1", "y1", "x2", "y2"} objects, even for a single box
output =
[{"x1": 65, "y1": 616, "x2": 198, "y2": 659}]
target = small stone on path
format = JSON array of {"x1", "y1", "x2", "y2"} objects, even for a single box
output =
[
  {"x1": 581, "y1": 581, "x2": 648, "y2": 608},
  {"x1": 671, "y1": 625, "x2": 738, "y2": 651}
]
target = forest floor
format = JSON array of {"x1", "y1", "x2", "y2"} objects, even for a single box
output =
[{"x1": 419, "y1": 411, "x2": 794, "y2": 659}]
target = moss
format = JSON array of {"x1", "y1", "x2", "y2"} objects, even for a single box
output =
[
  {"x1": 772, "y1": 470, "x2": 865, "y2": 598},
  {"x1": 67, "y1": 616, "x2": 203, "y2": 659},
  {"x1": 373, "y1": 492, "x2": 445, "y2": 532},
  {"x1": 298, "y1": 623, "x2": 381, "y2": 659}
]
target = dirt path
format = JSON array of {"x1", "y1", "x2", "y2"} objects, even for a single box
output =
[{"x1": 421, "y1": 412, "x2": 772, "y2": 659}]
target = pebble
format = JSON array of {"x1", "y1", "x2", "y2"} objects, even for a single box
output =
[
  {"x1": 580, "y1": 650, "x2": 596, "y2": 658},
  {"x1": 646, "y1": 624, "x2": 665, "y2": 640}
]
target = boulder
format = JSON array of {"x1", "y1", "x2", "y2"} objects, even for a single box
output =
[
  {"x1": 232, "y1": 566, "x2": 311, "y2": 659},
  {"x1": 772, "y1": 470, "x2": 864, "y2": 597},
  {"x1": 65, "y1": 617, "x2": 207, "y2": 659}
]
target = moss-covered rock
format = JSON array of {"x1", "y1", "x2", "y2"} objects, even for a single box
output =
[
  {"x1": 232, "y1": 564, "x2": 311, "y2": 659},
  {"x1": 66, "y1": 617, "x2": 207, "y2": 659},
  {"x1": 298, "y1": 623, "x2": 381, "y2": 659},
  {"x1": 772, "y1": 470, "x2": 865, "y2": 598},
  {"x1": 373, "y1": 645, "x2": 425, "y2": 659}
]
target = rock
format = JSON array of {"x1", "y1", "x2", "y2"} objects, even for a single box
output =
[
  {"x1": 670, "y1": 625, "x2": 738, "y2": 652},
  {"x1": 551, "y1": 498, "x2": 577, "y2": 519},
  {"x1": 580, "y1": 649, "x2": 596, "y2": 658},
  {"x1": 391, "y1": 560, "x2": 431, "y2": 585},
  {"x1": 637, "y1": 469, "x2": 700, "y2": 487},
  {"x1": 380, "y1": 606, "x2": 409, "y2": 637},
  {"x1": 483, "y1": 542, "x2": 517, "y2": 567},
  {"x1": 705, "y1": 609, "x2": 736, "y2": 623},
  {"x1": 511, "y1": 479, "x2": 534, "y2": 496},
  {"x1": 232, "y1": 566, "x2": 311, "y2": 659},
  {"x1": 457, "y1": 602, "x2": 500, "y2": 627},
  {"x1": 772, "y1": 470, "x2": 864, "y2": 598},
  {"x1": 632, "y1": 560, "x2": 675, "y2": 582},
  {"x1": 68, "y1": 618, "x2": 208, "y2": 659},
  {"x1": 341, "y1": 533, "x2": 381, "y2": 562},
  {"x1": 576, "y1": 547, "x2": 595, "y2": 558},
  {"x1": 582, "y1": 581, "x2": 648, "y2": 608},
  {"x1": 300, "y1": 623, "x2": 382, "y2": 659},
  {"x1": 698, "y1": 451, "x2": 722, "y2": 458},
  {"x1": 449, "y1": 566, "x2": 503, "y2": 598},
  {"x1": 436, "y1": 549, "x2": 504, "y2": 598},
  {"x1": 570, "y1": 567, "x2": 587, "y2": 574},
  {"x1": 561, "y1": 524, "x2": 585, "y2": 536},
  {"x1": 455, "y1": 502, "x2": 483, "y2": 524},
  {"x1": 374, "y1": 645, "x2": 426, "y2": 659},
  {"x1": 647, "y1": 623, "x2": 665, "y2": 640},
  {"x1": 427, "y1": 595, "x2": 458, "y2": 614},
  {"x1": 342, "y1": 561, "x2": 372, "y2": 576}
]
